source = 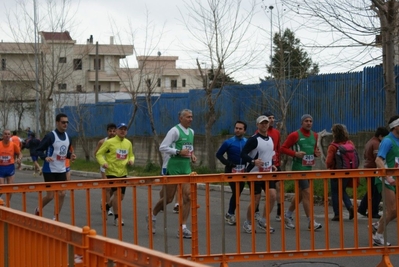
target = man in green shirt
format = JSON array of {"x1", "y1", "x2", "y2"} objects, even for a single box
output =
[
  {"x1": 280, "y1": 114, "x2": 322, "y2": 230},
  {"x1": 147, "y1": 109, "x2": 197, "y2": 238}
]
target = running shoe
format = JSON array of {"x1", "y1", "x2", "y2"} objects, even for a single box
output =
[
  {"x1": 373, "y1": 233, "x2": 391, "y2": 246},
  {"x1": 308, "y1": 220, "x2": 322, "y2": 230},
  {"x1": 371, "y1": 222, "x2": 379, "y2": 234},
  {"x1": 146, "y1": 215, "x2": 156, "y2": 234},
  {"x1": 225, "y1": 213, "x2": 236, "y2": 225},
  {"x1": 114, "y1": 218, "x2": 124, "y2": 226},
  {"x1": 257, "y1": 218, "x2": 275, "y2": 233},
  {"x1": 243, "y1": 220, "x2": 253, "y2": 234},
  {"x1": 173, "y1": 205, "x2": 179, "y2": 214},
  {"x1": 177, "y1": 228, "x2": 192, "y2": 239},
  {"x1": 284, "y1": 216, "x2": 295, "y2": 229},
  {"x1": 254, "y1": 211, "x2": 261, "y2": 222}
]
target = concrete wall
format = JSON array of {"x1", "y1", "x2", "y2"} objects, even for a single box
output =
[{"x1": 73, "y1": 131, "x2": 376, "y2": 170}]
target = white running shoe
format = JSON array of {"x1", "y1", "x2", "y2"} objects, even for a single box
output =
[
  {"x1": 284, "y1": 216, "x2": 295, "y2": 229},
  {"x1": 177, "y1": 228, "x2": 192, "y2": 239},
  {"x1": 373, "y1": 233, "x2": 391, "y2": 246},
  {"x1": 225, "y1": 213, "x2": 236, "y2": 225},
  {"x1": 243, "y1": 220, "x2": 253, "y2": 234},
  {"x1": 114, "y1": 218, "x2": 124, "y2": 226},
  {"x1": 308, "y1": 220, "x2": 322, "y2": 230},
  {"x1": 257, "y1": 218, "x2": 275, "y2": 233}
]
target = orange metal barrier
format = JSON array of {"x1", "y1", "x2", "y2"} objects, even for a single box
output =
[
  {"x1": 0, "y1": 169, "x2": 398, "y2": 266},
  {"x1": 0, "y1": 200, "x2": 210, "y2": 267}
]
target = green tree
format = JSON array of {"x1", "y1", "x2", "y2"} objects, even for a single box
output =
[
  {"x1": 206, "y1": 69, "x2": 242, "y2": 88},
  {"x1": 267, "y1": 28, "x2": 319, "y2": 80}
]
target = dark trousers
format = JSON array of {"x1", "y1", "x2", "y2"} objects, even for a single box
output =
[
  {"x1": 358, "y1": 177, "x2": 381, "y2": 216},
  {"x1": 227, "y1": 181, "x2": 245, "y2": 215},
  {"x1": 331, "y1": 178, "x2": 353, "y2": 216}
]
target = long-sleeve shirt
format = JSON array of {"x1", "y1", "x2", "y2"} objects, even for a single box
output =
[
  {"x1": 96, "y1": 135, "x2": 135, "y2": 177},
  {"x1": 325, "y1": 140, "x2": 355, "y2": 169},
  {"x1": 363, "y1": 136, "x2": 380, "y2": 168},
  {"x1": 25, "y1": 138, "x2": 41, "y2": 156},
  {"x1": 35, "y1": 129, "x2": 72, "y2": 173},
  {"x1": 280, "y1": 127, "x2": 318, "y2": 157},
  {"x1": 35, "y1": 129, "x2": 72, "y2": 160},
  {"x1": 159, "y1": 124, "x2": 194, "y2": 156},
  {"x1": 216, "y1": 136, "x2": 247, "y2": 172}
]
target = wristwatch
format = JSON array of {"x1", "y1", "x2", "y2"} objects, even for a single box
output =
[{"x1": 176, "y1": 150, "x2": 181, "y2": 155}]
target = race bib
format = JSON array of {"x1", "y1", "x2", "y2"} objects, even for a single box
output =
[
  {"x1": 232, "y1": 164, "x2": 245, "y2": 173},
  {"x1": 116, "y1": 149, "x2": 128, "y2": 160},
  {"x1": 182, "y1": 144, "x2": 193, "y2": 158},
  {"x1": 0, "y1": 155, "x2": 11, "y2": 164},
  {"x1": 56, "y1": 155, "x2": 66, "y2": 161},
  {"x1": 259, "y1": 161, "x2": 272, "y2": 172},
  {"x1": 302, "y1": 154, "x2": 315, "y2": 166}
]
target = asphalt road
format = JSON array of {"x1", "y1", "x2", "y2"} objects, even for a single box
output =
[{"x1": 8, "y1": 169, "x2": 399, "y2": 267}]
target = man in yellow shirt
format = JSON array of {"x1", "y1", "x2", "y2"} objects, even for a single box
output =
[{"x1": 96, "y1": 123, "x2": 135, "y2": 226}]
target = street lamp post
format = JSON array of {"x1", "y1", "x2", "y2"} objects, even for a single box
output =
[{"x1": 269, "y1": 5, "x2": 274, "y2": 78}]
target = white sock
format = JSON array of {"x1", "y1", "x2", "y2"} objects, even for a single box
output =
[
  {"x1": 285, "y1": 210, "x2": 293, "y2": 218},
  {"x1": 182, "y1": 224, "x2": 187, "y2": 229},
  {"x1": 174, "y1": 203, "x2": 179, "y2": 207}
]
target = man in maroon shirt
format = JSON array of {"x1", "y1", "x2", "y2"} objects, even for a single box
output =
[
  {"x1": 263, "y1": 111, "x2": 282, "y2": 221},
  {"x1": 280, "y1": 114, "x2": 322, "y2": 230},
  {"x1": 357, "y1": 127, "x2": 389, "y2": 219}
]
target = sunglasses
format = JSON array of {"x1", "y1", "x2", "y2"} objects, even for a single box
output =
[{"x1": 60, "y1": 121, "x2": 69, "y2": 124}]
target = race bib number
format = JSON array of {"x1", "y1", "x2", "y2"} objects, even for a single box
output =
[
  {"x1": 116, "y1": 149, "x2": 128, "y2": 160},
  {"x1": 259, "y1": 161, "x2": 272, "y2": 172},
  {"x1": 232, "y1": 164, "x2": 245, "y2": 173},
  {"x1": 56, "y1": 155, "x2": 66, "y2": 161},
  {"x1": 182, "y1": 144, "x2": 193, "y2": 158},
  {"x1": 302, "y1": 154, "x2": 315, "y2": 166},
  {"x1": 0, "y1": 155, "x2": 11, "y2": 164}
]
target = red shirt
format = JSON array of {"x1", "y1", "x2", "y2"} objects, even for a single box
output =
[
  {"x1": 325, "y1": 140, "x2": 355, "y2": 169},
  {"x1": 267, "y1": 127, "x2": 281, "y2": 166},
  {"x1": 281, "y1": 127, "x2": 319, "y2": 158}
]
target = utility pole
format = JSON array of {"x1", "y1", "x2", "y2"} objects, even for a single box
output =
[
  {"x1": 95, "y1": 41, "x2": 99, "y2": 103},
  {"x1": 33, "y1": 0, "x2": 40, "y2": 136}
]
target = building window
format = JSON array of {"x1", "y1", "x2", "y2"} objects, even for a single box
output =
[
  {"x1": 59, "y1": 57, "x2": 67, "y2": 63},
  {"x1": 146, "y1": 79, "x2": 152, "y2": 87},
  {"x1": 182, "y1": 79, "x2": 186, "y2": 87},
  {"x1": 171, "y1": 79, "x2": 177, "y2": 89},
  {"x1": 94, "y1": 59, "x2": 101, "y2": 70},
  {"x1": 157, "y1": 78, "x2": 161, "y2": 87},
  {"x1": 1, "y1": 59, "x2": 6, "y2": 71},
  {"x1": 58, "y1": 83, "x2": 67, "y2": 90},
  {"x1": 73, "y1": 59, "x2": 82, "y2": 70},
  {"x1": 94, "y1": 85, "x2": 101, "y2": 91},
  {"x1": 76, "y1": 85, "x2": 82, "y2": 92}
]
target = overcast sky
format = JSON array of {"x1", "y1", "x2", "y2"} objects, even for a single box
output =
[{"x1": 0, "y1": 0, "x2": 382, "y2": 84}]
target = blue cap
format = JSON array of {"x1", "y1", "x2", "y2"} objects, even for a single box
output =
[{"x1": 117, "y1": 123, "x2": 127, "y2": 129}]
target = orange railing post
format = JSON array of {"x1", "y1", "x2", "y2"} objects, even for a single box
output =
[{"x1": 1, "y1": 169, "x2": 399, "y2": 266}]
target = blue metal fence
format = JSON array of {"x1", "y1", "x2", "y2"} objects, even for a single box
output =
[{"x1": 60, "y1": 65, "x2": 399, "y2": 138}]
